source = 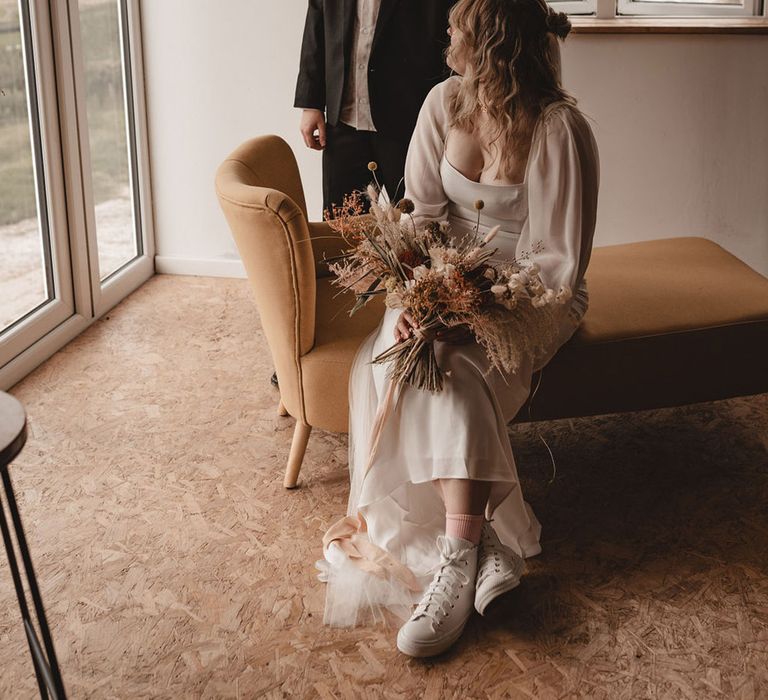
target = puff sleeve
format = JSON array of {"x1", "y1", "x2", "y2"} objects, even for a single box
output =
[
  {"x1": 517, "y1": 106, "x2": 600, "y2": 313},
  {"x1": 402, "y1": 78, "x2": 459, "y2": 227}
]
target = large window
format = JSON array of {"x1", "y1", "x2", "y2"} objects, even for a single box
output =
[
  {"x1": 547, "y1": 0, "x2": 766, "y2": 15},
  {"x1": 617, "y1": 0, "x2": 762, "y2": 16},
  {"x1": 0, "y1": 0, "x2": 153, "y2": 389},
  {"x1": 549, "y1": 0, "x2": 599, "y2": 15}
]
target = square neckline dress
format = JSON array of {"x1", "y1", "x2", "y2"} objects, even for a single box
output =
[{"x1": 316, "y1": 76, "x2": 600, "y2": 628}]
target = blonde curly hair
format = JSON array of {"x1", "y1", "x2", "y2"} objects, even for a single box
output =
[{"x1": 447, "y1": 0, "x2": 577, "y2": 181}]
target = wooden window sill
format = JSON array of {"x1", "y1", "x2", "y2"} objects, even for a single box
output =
[{"x1": 569, "y1": 17, "x2": 768, "y2": 33}]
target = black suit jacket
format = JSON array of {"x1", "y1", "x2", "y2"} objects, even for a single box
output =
[{"x1": 294, "y1": 0, "x2": 455, "y2": 141}]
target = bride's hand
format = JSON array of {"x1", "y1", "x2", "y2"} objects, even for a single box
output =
[{"x1": 394, "y1": 310, "x2": 417, "y2": 342}]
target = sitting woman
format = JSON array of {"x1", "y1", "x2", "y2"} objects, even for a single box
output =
[{"x1": 316, "y1": 0, "x2": 600, "y2": 658}]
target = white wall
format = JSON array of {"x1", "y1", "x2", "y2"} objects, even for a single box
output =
[
  {"x1": 141, "y1": 2, "x2": 768, "y2": 278},
  {"x1": 141, "y1": 0, "x2": 317, "y2": 276},
  {"x1": 562, "y1": 35, "x2": 768, "y2": 277}
]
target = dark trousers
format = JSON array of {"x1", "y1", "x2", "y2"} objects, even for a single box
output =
[{"x1": 322, "y1": 122, "x2": 410, "y2": 217}]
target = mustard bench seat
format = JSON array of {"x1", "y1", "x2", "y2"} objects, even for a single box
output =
[{"x1": 215, "y1": 135, "x2": 768, "y2": 488}]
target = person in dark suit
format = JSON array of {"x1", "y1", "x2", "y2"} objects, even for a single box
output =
[
  {"x1": 272, "y1": 1, "x2": 454, "y2": 390},
  {"x1": 295, "y1": 0, "x2": 455, "y2": 214}
]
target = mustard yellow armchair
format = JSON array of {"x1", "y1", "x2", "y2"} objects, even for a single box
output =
[{"x1": 215, "y1": 135, "x2": 384, "y2": 488}]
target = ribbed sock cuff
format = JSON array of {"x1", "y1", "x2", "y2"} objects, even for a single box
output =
[{"x1": 445, "y1": 513, "x2": 485, "y2": 545}]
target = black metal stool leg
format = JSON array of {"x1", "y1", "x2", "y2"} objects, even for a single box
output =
[
  {"x1": 0, "y1": 469, "x2": 66, "y2": 699},
  {"x1": 0, "y1": 491, "x2": 48, "y2": 698}
]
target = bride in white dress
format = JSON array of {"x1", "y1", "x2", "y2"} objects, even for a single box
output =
[{"x1": 315, "y1": 0, "x2": 599, "y2": 657}]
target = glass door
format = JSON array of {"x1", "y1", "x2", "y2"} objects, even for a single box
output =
[
  {"x1": 0, "y1": 0, "x2": 154, "y2": 388},
  {"x1": 0, "y1": 0, "x2": 75, "y2": 366},
  {"x1": 71, "y1": 0, "x2": 153, "y2": 315}
]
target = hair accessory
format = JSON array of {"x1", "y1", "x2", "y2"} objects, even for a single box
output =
[{"x1": 545, "y1": 9, "x2": 571, "y2": 39}]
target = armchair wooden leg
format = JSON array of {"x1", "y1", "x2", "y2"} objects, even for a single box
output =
[
  {"x1": 278, "y1": 400, "x2": 288, "y2": 416},
  {"x1": 284, "y1": 422, "x2": 312, "y2": 489}
]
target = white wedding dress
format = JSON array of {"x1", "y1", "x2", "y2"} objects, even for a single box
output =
[{"x1": 315, "y1": 75, "x2": 600, "y2": 628}]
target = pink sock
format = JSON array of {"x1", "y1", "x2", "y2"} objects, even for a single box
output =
[{"x1": 445, "y1": 513, "x2": 484, "y2": 545}]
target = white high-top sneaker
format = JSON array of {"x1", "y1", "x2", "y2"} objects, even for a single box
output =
[
  {"x1": 396, "y1": 534, "x2": 478, "y2": 658},
  {"x1": 474, "y1": 518, "x2": 525, "y2": 616}
]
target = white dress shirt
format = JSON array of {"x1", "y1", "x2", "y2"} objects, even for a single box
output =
[{"x1": 339, "y1": 0, "x2": 381, "y2": 132}]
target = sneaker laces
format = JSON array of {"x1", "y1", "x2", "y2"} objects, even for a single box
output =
[{"x1": 411, "y1": 535, "x2": 474, "y2": 626}]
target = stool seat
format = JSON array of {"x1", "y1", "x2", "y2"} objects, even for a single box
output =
[
  {"x1": 517, "y1": 237, "x2": 768, "y2": 421},
  {"x1": 0, "y1": 392, "x2": 27, "y2": 467}
]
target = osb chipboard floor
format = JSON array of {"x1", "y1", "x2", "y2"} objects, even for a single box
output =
[{"x1": 1, "y1": 274, "x2": 767, "y2": 699}]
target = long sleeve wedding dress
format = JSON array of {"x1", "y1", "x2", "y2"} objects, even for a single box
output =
[{"x1": 315, "y1": 74, "x2": 600, "y2": 628}]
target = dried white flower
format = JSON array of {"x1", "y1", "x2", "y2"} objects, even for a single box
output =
[
  {"x1": 370, "y1": 201, "x2": 385, "y2": 222},
  {"x1": 386, "y1": 203, "x2": 402, "y2": 223},
  {"x1": 483, "y1": 225, "x2": 501, "y2": 245},
  {"x1": 508, "y1": 275, "x2": 526, "y2": 292},
  {"x1": 555, "y1": 285, "x2": 572, "y2": 303},
  {"x1": 528, "y1": 278, "x2": 546, "y2": 295}
]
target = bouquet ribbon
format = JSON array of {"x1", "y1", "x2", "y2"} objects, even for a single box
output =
[
  {"x1": 321, "y1": 511, "x2": 421, "y2": 593},
  {"x1": 321, "y1": 377, "x2": 423, "y2": 594}
]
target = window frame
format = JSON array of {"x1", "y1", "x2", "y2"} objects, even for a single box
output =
[
  {"x1": 62, "y1": 0, "x2": 155, "y2": 319},
  {"x1": 0, "y1": 0, "x2": 155, "y2": 391},
  {"x1": 0, "y1": 0, "x2": 76, "y2": 373}
]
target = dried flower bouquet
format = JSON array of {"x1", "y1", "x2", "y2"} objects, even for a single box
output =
[{"x1": 323, "y1": 163, "x2": 573, "y2": 393}]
